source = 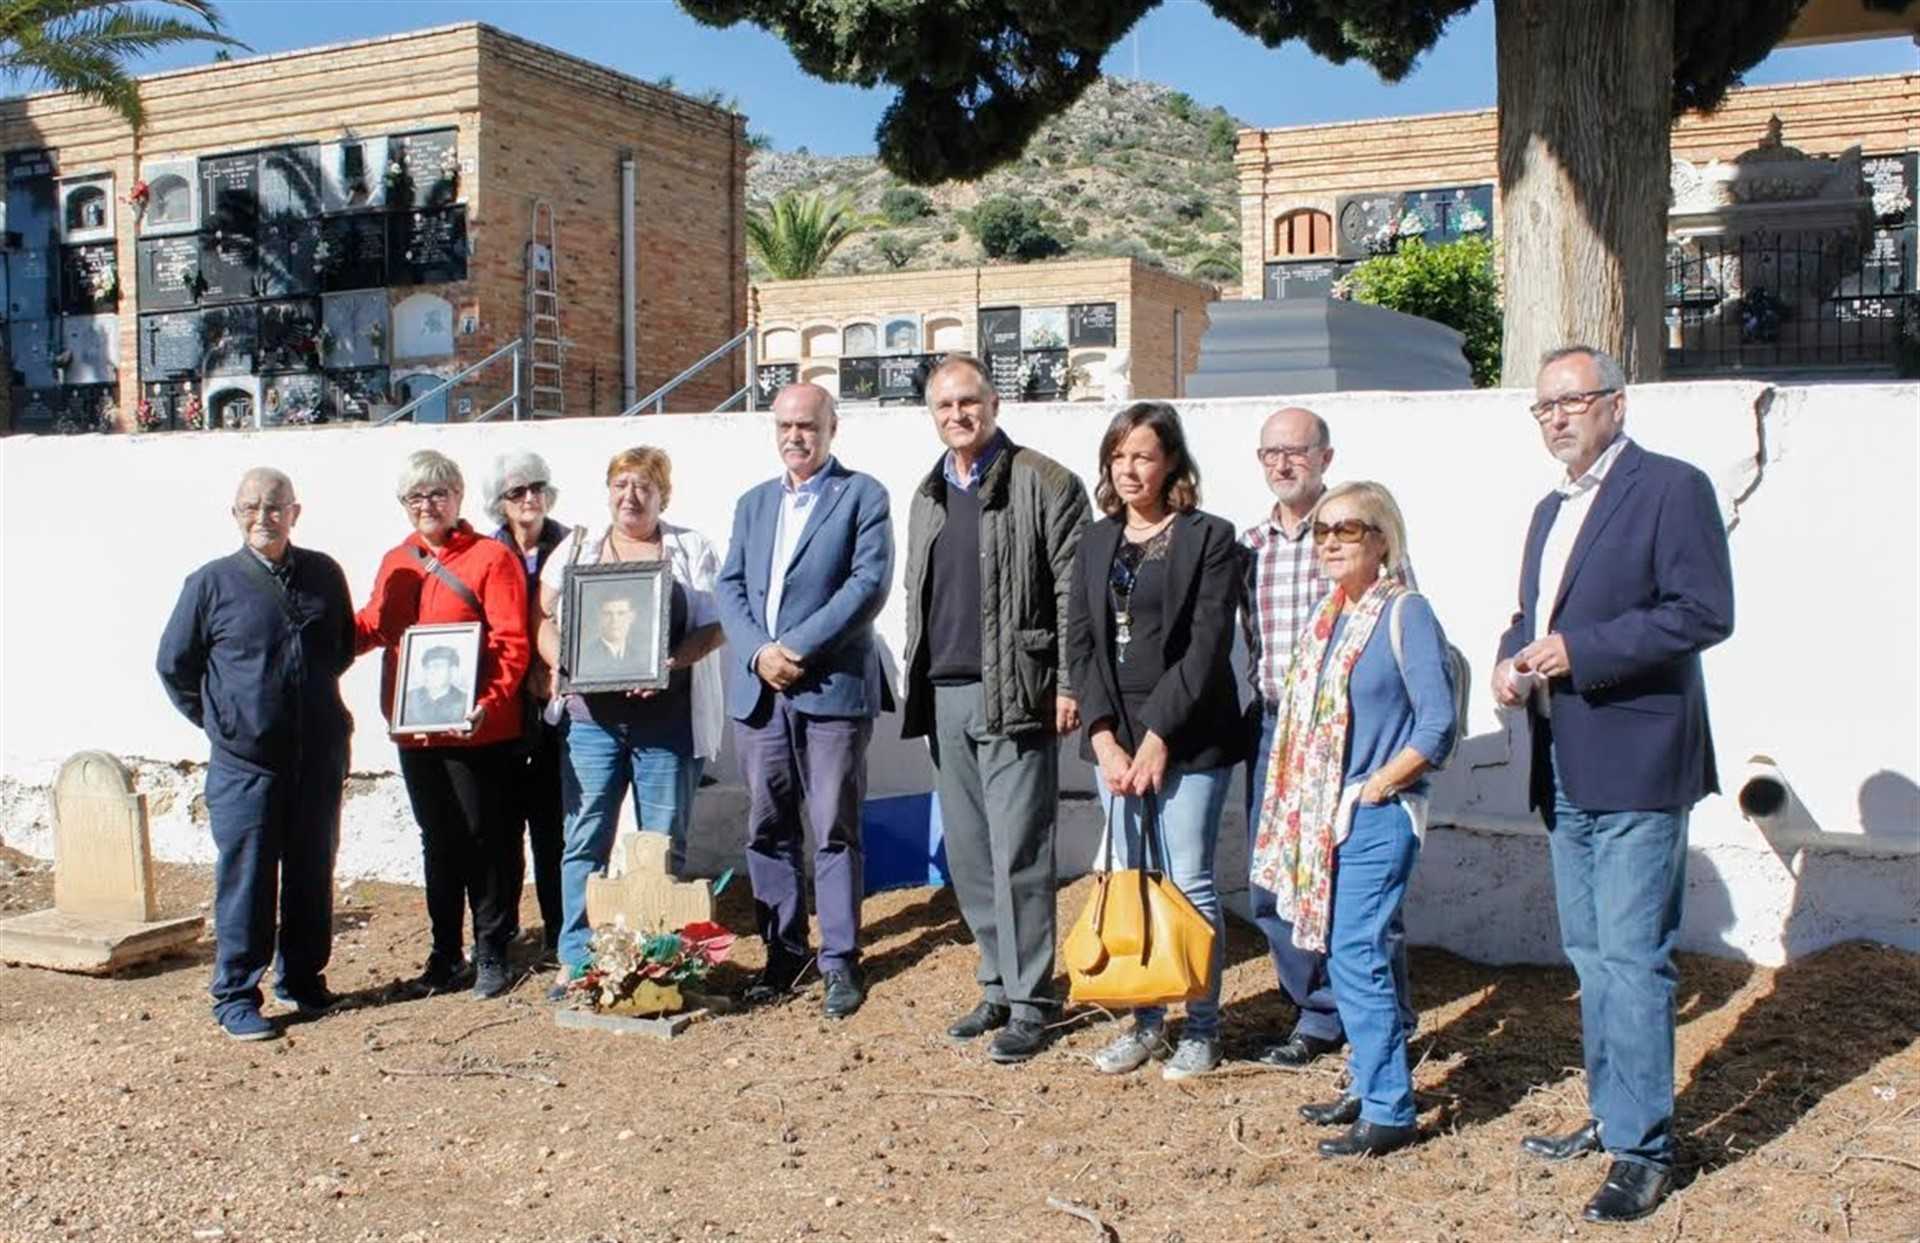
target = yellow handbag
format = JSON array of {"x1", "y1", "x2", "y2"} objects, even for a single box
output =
[{"x1": 1065, "y1": 793, "x2": 1215, "y2": 1008}]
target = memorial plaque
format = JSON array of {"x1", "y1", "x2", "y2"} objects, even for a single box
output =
[
  {"x1": 320, "y1": 135, "x2": 388, "y2": 213},
  {"x1": 388, "y1": 205, "x2": 468, "y2": 285},
  {"x1": 259, "y1": 144, "x2": 322, "y2": 220},
  {"x1": 838, "y1": 355, "x2": 879, "y2": 401},
  {"x1": 1021, "y1": 347, "x2": 1068, "y2": 399},
  {"x1": 755, "y1": 362, "x2": 798, "y2": 404},
  {"x1": 1068, "y1": 302, "x2": 1117, "y2": 347},
  {"x1": 206, "y1": 377, "x2": 260, "y2": 430},
  {"x1": 199, "y1": 153, "x2": 258, "y2": 240},
  {"x1": 8, "y1": 317, "x2": 53, "y2": 387},
  {"x1": 395, "y1": 371, "x2": 450, "y2": 423},
  {"x1": 319, "y1": 213, "x2": 388, "y2": 291},
  {"x1": 259, "y1": 215, "x2": 322, "y2": 297},
  {"x1": 262, "y1": 372, "x2": 325, "y2": 427},
  {"x1": 392, "y1": 291, "x2": 455, "y2": 360},
  {"x1": 11, "y1": 387, "x2": 56, "y2": 430},
  {"x1": 1397, "y1": 184, "x2": 1493, "y2": 245},
  {"x1": 322, "y1": 290, "x2": 388, "y2": 368},
  {"x1": 979, "y1": 307, "x2": 1021, "y2": 357},
  {"x1": 257, "y1": 299, "x2": 322, "y2": 372},
  {"x1": 987, "y1": 351, "x2": 1023, "y2": 401},
  {"x1": 1021, "y1": 306, "x2": 1068, "y2": 351},
  {"x1": 389, "y1": 129, "x2": 459, "y2": 210},
  {"x1": 60, "y1": 243, "x2": 119, "y2": 314},
  {"x1": 198, "y1": 229, "x2": 258, "y2": 304},
  {"x1": 60, "y1": 384, "x2": 117, "y2": 431},
  {"x1": 328, "y1": 367, "x2": 392, "y2": 421},
  {"x1": 842, "y1": 322, "x2": 878, "y2": 357},
  {"x1": 141, "y1": 378, "x2": 196, "y2": 430},
  {"x1": 202, "y1": 303, "x2": 258, "y2": 376},
  {"x1": 877, "y1": 353, "x2": 933, "y2": 401},
  {"x1": 137, "y1": 235, "x2": 201, "y2": 312},
  {"x1": 1863, "y1": 153, "x2": 1915, "y2": 227},
  {"x1": 1263, "y1": 259, "x2": 1352, "y2": 301},
  {"x1": 1335, "y1": 192, "x2": 1402, "y2": 258},
  {"x1": 138, "y1": 311, "x2": 205, "y2": 379},
  {"x1": 138, "y1": 157, "x2": 199, "y2": 235},
  {"x1": 58, "y1": 176, "x2": 114, "y2": 244},
  {"x1": 881, "y1": 314, "x2": 920, "y2": 355},
  {"x1": 6, "y1": 246, "x2": 53, "y2": 321},
  {"x1": 59, "y1": 313, "x2": 119, "y2": 385}
]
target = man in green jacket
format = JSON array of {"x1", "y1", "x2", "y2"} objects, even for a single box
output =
[{"x1": 902, "y1": 353, "x2": 1091, "y2": 1063}]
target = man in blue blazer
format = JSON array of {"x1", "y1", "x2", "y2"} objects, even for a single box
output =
[
  {"x1": 1494, "y1": 346, "x2": 1734, "y2": 1226},
  {"x1": 715, "y1": 382, "x2": 894, "y2": 1019}
]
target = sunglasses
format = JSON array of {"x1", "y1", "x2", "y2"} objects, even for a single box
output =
[
  {"x1": 503, "y1": 482, "x2": 548, "y2": 502},
  {"x1": 1311, "y1": 519, "x2": 1380, "y2": 545}
]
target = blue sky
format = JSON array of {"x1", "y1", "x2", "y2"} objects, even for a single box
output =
[{"x1": 122, "y1": 0, "x2": 1918, "y2": 156}]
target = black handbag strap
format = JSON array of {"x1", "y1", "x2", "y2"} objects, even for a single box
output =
[
  {"x1": 233, "y1": 549, "x2": 303, "y2": 629},
  {"x1": 406, "y1": 544, "x2": 484, "y2": 616}
]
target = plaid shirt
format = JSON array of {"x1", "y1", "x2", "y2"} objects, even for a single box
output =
[{"x1": 1240, "y1": 507, "x2": 1323, "y2": 704}]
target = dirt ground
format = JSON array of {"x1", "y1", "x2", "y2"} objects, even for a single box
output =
[{"x1": 1, "y1": 843, "x2": 1915, "y2": 1243}]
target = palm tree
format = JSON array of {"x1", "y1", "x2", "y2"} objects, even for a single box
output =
[
  {"x1": 1, "y1": 0, "x2": 242, "y2": 130},
  {"x1": 746, "y1": 191, "x2": 871, "y2": 281}
]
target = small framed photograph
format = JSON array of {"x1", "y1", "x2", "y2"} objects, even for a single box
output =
[
  {"x1": 393, "y1": 621, "x2": 482, "y2": 735},
  {"x1": 560, "y1": 561, "x2": 671, "y2": 694}
]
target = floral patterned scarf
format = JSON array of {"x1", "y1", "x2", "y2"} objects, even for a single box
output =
[{"x1": 1249, "y1": 578, "x2": 1403, "y2": 954}]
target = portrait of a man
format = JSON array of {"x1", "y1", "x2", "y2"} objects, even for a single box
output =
[
  {"x1": 403, "y1": 645, "x2": 469, "y2": 726},
  {"x1": 392, "y1": 622, "x2": 482, "y2": 734},
  {"x1": 561, "y1": 565, "x2": 668, "y2": 691}
]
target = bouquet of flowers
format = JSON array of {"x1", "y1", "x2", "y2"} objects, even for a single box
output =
[
  {"x1": 561, "y1": 920, "x2": 735, "y2": 1016},
  {"x1": 134, "y1": 399, "x2": 167, "y2": 432}
]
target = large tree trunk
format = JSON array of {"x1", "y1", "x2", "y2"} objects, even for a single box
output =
[{"x1": 1496, "y1": 0, "x2": 1671, "y2": 385}]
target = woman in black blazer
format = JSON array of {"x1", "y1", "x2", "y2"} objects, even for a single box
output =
[{"x1": 1067, "y1": 400, "x2": 1244, "y2": 1082}]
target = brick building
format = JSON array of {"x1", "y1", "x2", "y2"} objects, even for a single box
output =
[
  {"x1": 1236, "y1": 72, "x2": 1918, "y2": 372},
  {"x1": 750, "y1": 258, "x2": 1216, "y2": 405},
  {"x1": 0, "y1": 23, "x2": 747, "y2": 434}
]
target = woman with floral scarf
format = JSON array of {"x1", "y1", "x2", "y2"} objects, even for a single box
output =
[{"x1": 1249, "y1": 480, "x2": 1456, "y2": 1158}]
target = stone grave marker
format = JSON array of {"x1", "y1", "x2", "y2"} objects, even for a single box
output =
[
  {"x1": 585, "y1": 832, "x2": 714, "y2": 934},
  {"x1": 0, "y1": 752, "x2": 203, "y2": 973}
]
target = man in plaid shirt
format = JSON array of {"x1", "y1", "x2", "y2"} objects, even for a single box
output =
[{"x1": 1240, "y1": 406, "x2": 1414, "y2": 1069}]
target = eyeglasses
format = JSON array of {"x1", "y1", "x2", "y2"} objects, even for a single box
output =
[
  {"x1": 401, "y1": 488, "x2": 454, "y2": 510},
  {"x1": 233, "y1": 502, "x2": 290, "y2": 520},
  {"x1": 1528, "y1": 388, "x2": 1618, "y2": 422},
  {"x1": 1255, "y1": 444, "x2": 1320, "y2": 465},
  {"x1": 1311, "y1": 519, "x2": 1379, "y2": 545},
  {"x1": 502, "y1": 482, "x2": 548, "y2": 502}
]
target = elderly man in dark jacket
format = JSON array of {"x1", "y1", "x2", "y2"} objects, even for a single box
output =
[
  {"x1": 902, "y1": 353, "x2": 1090, "y2": 1063},
  {"x1": 157, "y1": 467, "x2": 357, "y2": 1042}
]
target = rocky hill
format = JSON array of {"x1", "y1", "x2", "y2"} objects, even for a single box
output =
[{"x1": 745, "y1": 77, "x2": 1245, "y2": 289}]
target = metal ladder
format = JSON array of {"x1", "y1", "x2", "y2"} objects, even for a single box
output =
[{"x1": 525, "y1": 200, "x2": 564, "y2": 416}]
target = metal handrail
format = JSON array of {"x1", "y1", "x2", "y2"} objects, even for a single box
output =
[
  {"x1": 375, "y1": 338, "x2": 523, "y2": 426},
  {"x1": 619, "y1": 327, "x2": 754, "y2": 418}
]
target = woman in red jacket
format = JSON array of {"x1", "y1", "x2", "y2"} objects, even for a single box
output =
[{"x1": 358, "y1": 449, "x2": 529, "y2": 999}]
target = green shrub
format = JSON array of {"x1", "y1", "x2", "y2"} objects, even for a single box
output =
[
  {"x1": 1339, "y1": 236, "x2": 1503, "y2": 387},
  {"x1": 1164, "y1": 91, "x2": 1196, "y2": 123},
  {"x1": 966, "y1": 195, "x2": 1065, "y2": 261},
  {"x1": 878, "y1": 187, "x2": 934, "y2": 225},
  {"x1": 1206, "y1": 114, "x2": 1237, "y2": 158}
]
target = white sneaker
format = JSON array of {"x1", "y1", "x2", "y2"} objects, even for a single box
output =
[
  {"x1": 1092, "y1": 1022, "x2": 1172, "y2": 1075},
  {"x1": 1161, "y1": 1035, "x2": 1222, "y2": 1081}
]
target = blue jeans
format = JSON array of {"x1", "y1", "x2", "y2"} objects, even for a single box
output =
[
  {"x1": 1098, "y1": 765, "x2": 1231, "y2": 1040},
  {"x1": 1246, "y1": 705, "x2": 1413, "y2": 1042},
  {"x1": 1545, "y1": 748, "x2": 1689, "y2": 1170},
  {"x1": 557, "y1": 715, "x2": 694, "y2": 970},
  {"x1": 1328, "y1": 800, "x2": 1421, "y2": 1126}
]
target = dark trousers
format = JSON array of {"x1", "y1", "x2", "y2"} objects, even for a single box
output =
[
  {"x1": 734, "y1": 697, "x2": 871, "y2": 974},
  {"x1": 1247, "y1": 704, "x2": 1412, "y2": 1043},
  {"x1": 205, "y1": 748, "x2": 345, "y2": 1018},
  {"x1": 930, "y1": 681, "x2": 1059, "y2": 1023},
  {"x1": 517, "y1": 721, "x2": 566, "y2": 952},
  {"x1": 399, "y1": 743, "x2": 524, "y2": 966}
]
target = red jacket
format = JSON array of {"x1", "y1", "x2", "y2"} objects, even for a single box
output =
[{"x1": 356, "y1": 521, "x2": 529, "y2": 749}]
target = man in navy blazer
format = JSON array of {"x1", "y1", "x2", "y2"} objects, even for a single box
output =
[
  {"x1": 715, "y1": 382, "x2": 894, "y2": 1019},
  {"x1": 1493, "y1": 346, "x2": 1734, "y2": 1226}
]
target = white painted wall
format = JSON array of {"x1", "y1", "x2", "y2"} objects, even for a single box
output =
[{"x1": 3, "y1": 380, "x2": 1915, "y2": 965}]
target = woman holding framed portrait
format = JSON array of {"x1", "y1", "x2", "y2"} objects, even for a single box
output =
[
  {"x1": 536, "y1": 446, "x2": 726, "y2": 993},
  {"x1": 356, "y1": 449, "x2": 529, "y2": 1001}
]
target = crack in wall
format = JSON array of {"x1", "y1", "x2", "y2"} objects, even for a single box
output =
[{"x1": 1726, "y1": 384, "x2": 1777, "y2": 534}]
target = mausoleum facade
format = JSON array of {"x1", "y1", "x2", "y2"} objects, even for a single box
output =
[{"x1": 0, "y1": 23, "x2": 747, "y2": 434}]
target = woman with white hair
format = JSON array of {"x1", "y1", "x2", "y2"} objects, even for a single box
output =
[
  {"x1": 483, "y1": 451, "x2": 570, "y2": 964},
  {"x1": 1249, "y1": 480, "x2": 1456, "y2": 1159},
  {"x1": 357, "y1": 449, "x2": 530, "y2": 1000}
]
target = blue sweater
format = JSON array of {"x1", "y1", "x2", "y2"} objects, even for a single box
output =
[{"x1": 1321, "y1": 594, "x2": 1457, "y2": 794}]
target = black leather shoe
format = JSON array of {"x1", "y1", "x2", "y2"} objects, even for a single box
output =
[
  {"x1": 272, "y1": 980, "x2": 339, "y2": 1016},
  {"x1": 1317, "y1": 1119, "x2": 1418, "y2": 1158},
  {"x1": 1522, "y1": 1118, "x2": 1603, "y2": 1161},
  {"x1": 987, "y1": 1019, "x2": 1048, "y2": 1063},
  {"x1": 743, "y1": 960, "x2": 807, "y2": 1007},
  {"x1": 947, "y1": 1000, "x2": 1011, "y2": 1040},
  {"x1": 822, "y1": 969, "x2": 864, "y2": 1019},
  {"x1": 1257, "y1": 1032, "x2": 1342, "y2": 1068},
  {"x1": 471, "y1": 959, "x2": 511, "y2": 999},
  {"x1": 409, "y1": 954, "x2": 471, "y2": 997},
  {"x1": 1582, "y1": 1160, "x2": 1672, "y2": 1224},
  {"x1": 1299, "y1": 1095, "x2": 1362, "y2": 1127}
]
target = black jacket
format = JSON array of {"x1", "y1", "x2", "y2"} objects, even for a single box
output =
[
  {"x1": 156, "y1": 547, "x2": 356, "y2": 773},
  {"x1": 1066, "y1": 510, "x2": 1245, "y2": 771}
]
